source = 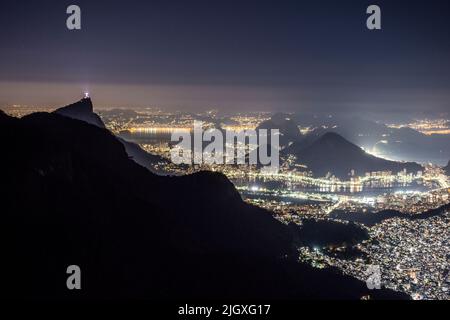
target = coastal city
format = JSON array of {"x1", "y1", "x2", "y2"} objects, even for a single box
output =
[
  {"x1": 3, "y1": 0, "x2": 450, "y2": 306},
  {"x1": 3, "y1": 104, "x2": 450, "y2": 300},
  {"x1": 98, "y1": 107, "x2": 450, "y2": 300}
]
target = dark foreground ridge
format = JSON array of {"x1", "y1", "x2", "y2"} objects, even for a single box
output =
[
  {"x1": 54, "y1": 98, "x2": 169, "y2": 174},
  {"x1": 331, "y1": 203, "x2": 450, "y2": 227},
  {"x1": 54, "y1": 97, "x2": 105, "y2": 128},
  {"x1": 0, "y1": 106, "x2": 408, "y2": 300}
]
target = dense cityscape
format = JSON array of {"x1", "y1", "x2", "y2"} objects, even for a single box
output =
[
  {"x1": 3, "y1": 104, "x2": 449, "y2": 300},
  {"x1": 93, "y1": 107, "x2": 450, "y2": 300},
  {"x1": 3, "y1": 0, "x2": 450, "y2": 310}
]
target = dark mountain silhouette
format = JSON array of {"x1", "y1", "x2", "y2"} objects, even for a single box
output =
[
  {"x1": 371, "y1": 127, "x2": 450, "y2": 165},
  {"x1": 296, "y1": 115, "x2": 392, "y2": 150},
  {"x1": 257, "y1": 113, "x2": 301, "y2": 148},
  {"x1": 54, "y1": 98, "x2": 170, "y2": 174},
  {"x1": 0, "y1": 107, "x2": 408, "y2": 300},
  {"x1": 291, "y1": 113, "x2": 450, "y2": 165},
  {"x1": 284, "y1": 132, "x2": 423, "y2": 178},
  {"x1": 445, "y1": 161, "x2": 450, "y2": 175},
  {"x1": 289, "y1": 219, "x2": 369, "y2": 248},
  {"x1": 54, "y1": 97, "x2": 105, "y2": 128},
  {"x1": 289, "y1": 219, "x2": 369, "y2": 261}
]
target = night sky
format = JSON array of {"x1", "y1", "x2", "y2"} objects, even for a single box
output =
[{"x1": 1, "y1": 0, "x2": 449, "y2": 114}]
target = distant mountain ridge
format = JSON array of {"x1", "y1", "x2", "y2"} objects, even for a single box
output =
[
  {"x1": 445, "y1": 161, "x2": 450, "y2": 175},
  {"x1": 290, "y1": 113, "x2": 450, "y2": 165},
  {"x1": 257, "y1": 113, "x2": 301, "y2": 148},
  {"x1": 284, "y1": 132, "x2": 423, "y2": 178}
]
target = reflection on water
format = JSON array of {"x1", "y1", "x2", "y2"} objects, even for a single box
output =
[
  {"x1": 118, "y1": 130, "x2": 174, "y2": 144},
  {"x1": 233, "y1": 177, "x2": 433, "y2": 197}
]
